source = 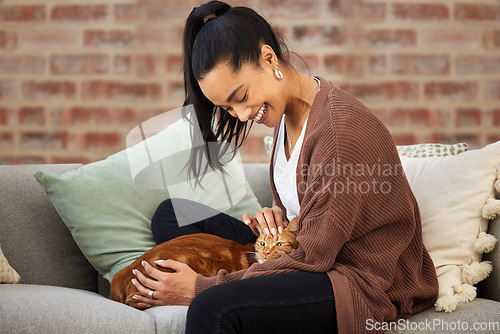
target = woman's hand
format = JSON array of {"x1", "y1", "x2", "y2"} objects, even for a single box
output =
[
  {"x1": 242, "y1": 206, "x2": 287, "y2": 236},
  {"x1": 131, "y1": 259, "x2": 197, "y2": 308}
]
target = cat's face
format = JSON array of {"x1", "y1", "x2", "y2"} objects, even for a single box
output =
[{"x1": 253, "y1": 218, "x2": 299, "y2": 264}]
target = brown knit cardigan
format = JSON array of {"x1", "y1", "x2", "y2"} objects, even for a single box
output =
[{"x1": 195, "y1": 78, "x2": 439, "y2": 333}]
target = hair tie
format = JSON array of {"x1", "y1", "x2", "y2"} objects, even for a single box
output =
[{"x1": 203, "y1": 13, "x2": 217, "y2": 24}]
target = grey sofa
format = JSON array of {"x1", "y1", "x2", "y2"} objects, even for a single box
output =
[{"x1": 0, "y1": 163, "x2": 498, "y2": 334}]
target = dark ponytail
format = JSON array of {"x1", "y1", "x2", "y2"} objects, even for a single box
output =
[{"x1": 182, "y1": 1, "x2": 289, "y2": 179}]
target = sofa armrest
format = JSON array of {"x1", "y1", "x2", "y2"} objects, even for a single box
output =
[
  {"x1": 477, "y1": 215, "x2": 500, "y2": 302},
  {"x1": 0, "y1": 164, "x2": 98, "y2": 292}
]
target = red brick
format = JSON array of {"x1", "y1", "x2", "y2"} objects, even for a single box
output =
[
  {"x1": 134, "y1": 27, "x2": 181, "y2": 48},
  {"x1": 0, "y1": 108, "x2": 8, "y2": 124},
  {"x1": 20, "y1": 131, "x2": 67, "y2": 150},
  {"x1": 166, "y1": 80, "x2": 184, "y2": 103},
  {"x1": 391, "y1": 54, "x2": 450, "y2": 75},
  {"x1": 0, "y1": 56, "x2": 45, "y2": 74},
  {"x1": 329, "y1": 0, "x2": 363, "y2": 18},
  {"x1": 0, "y1": 31, "x2": 18, "y2": 50},
  {"x1": 455, "y1": 56, "x2": 500, "y2": 75},
  {"x1": 114, "y1": 55, "x2": 131, "y2": 74},
  {"x1": 324, "y1": 54, "x2": 364, "y2": 77},
  {"x1": 95, "y1": 108, "x2": 138, "y2": 126},
  {"x1": 392, "y1": 134, "x2": 418, "y2": 146},
  {"x1": 485, "y1": 81, "x2": 500, "y2": 101},
  {"x1": 392, "y1": 4, "x2": 449, "y2": 21},
  {"x1": 293, "y1": 26, "x2": 343, "y2": 47},
  {"x1": 483, "y1": 30, "x2": 500, "y2": 49},
  {"x1": 166, "y1": 54, "x2": 183, "y2": 73},
  {"x1": 366, "y1": 29, "x2": 416, "y2": 48},
  {"x1": 290, "y1": 54, "x2": 320, "y2": 76},
  {"x1": 455, "y1": 4, "x2": 500, "y2": 21},
  {"x1": 20, "y1": 29, "x2": 80, "y2": 49},
  {"x1": 455, "y1": 108, "x2": 481, "y2": 128},
  {"x1": 83, "y1": 132, "x2": 123, "y2": 152},
  {"x1": 51, "y1": 54, "x2": 109, "y2": 75},
  {"x1": 424, "y1": 82, "x2": 478, "y2": 101},
  {"x1": 19, "y1": 107, "x2": 45, "y2": 126},
  {"x1": 114, "y1": 1, "x2": 194, "y2": 22},
  {"x1": 487, "y1": 133, "x2": 500, "y2": 145},
  {"x1": 342, "y1": 81, "x2": 419, "y2": 102},
  {"x1": 420, "y1": 28, "x2": 480, "y2": 48},
  {"x1": 262, "y1": 0, "x2": 320, "y2": 18},
  {"x1": 22, "y1": 81, "x2": 76, "y2": 100},
  {"x1": 81, "y1": 81, "x2": 162, "y2": 101},
  {"x1": 0, "y1": 132, "x2": 14, "y2": 150},
  {"x1": 0, "y1": 81, "x2": 16, "y2": 99},
  {"x1": 493, "y1": 109, "x2": 500, "y2": 127},
  {"x1": 369, "y1": 55, "x2": 386, "y2": 74},
  {"x1": 362, "y1": 2, "x2": 386, "y2": 22},
  {"x1": 431, "y1": 133, "x2": 480, "y2": 148},
  {"x1": 137, "y1": 55, "x2": 165, "y2": 76},
  {"x1": 0, "y1": 5, "x2": 46, "y2": 22},
  {"x1": 84, "y1": 30, "x2": 134, "y2": 49},
  {"x1": 67, "y1": 107, "x2": 95, "y2": 125},
  {"x1": 392, "y1": 108, "x2": 432, "y2": 128},
  {"x1": 51, "y1": 5, "x2": 109, "y2": 22}
]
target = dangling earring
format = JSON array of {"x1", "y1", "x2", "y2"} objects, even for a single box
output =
[{"x1": 274, "y1": 59, "x2": 283, "y2": 80}]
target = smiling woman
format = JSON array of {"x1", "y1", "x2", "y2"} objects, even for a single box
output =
[{"x1": 129, "y1": 1, "x2": 439, "y2": 333}]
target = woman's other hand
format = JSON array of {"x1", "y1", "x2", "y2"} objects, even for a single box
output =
[
  {"x1": 131, "y1": 259, "x2": 197, "y2": 308},
  {"x1": 242, "y1": 206, "x2": 288, "y2": 236}
]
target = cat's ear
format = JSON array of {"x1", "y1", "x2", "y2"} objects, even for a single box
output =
[{"x1": 285, "y1": 217, "x2": 300, "y2": 236}]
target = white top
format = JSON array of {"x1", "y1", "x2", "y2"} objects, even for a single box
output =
[{"x1": 273, "y1": 116, "x2": 308, "y2": 222}]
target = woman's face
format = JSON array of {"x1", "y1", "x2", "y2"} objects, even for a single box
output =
[{"x1": 198, "y1": 49, "x2": 287, "y2": 128}]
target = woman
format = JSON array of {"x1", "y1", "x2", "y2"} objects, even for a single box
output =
[{"x1": 131, "y1": 1, "x2": 439, "y2": 333}]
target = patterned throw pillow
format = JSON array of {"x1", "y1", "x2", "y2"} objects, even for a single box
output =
[{"x1": 396, "y1": 143, "x2": 468, "y2": 158}]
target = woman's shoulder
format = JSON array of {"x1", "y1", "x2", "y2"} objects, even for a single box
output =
[{"x1": 306, "y1": 78, "x2": 397, "y2": 162}]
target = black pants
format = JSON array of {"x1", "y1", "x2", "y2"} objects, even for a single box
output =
[{"x1": 151, "y1": 199, "x2": 337, "y2": 334}]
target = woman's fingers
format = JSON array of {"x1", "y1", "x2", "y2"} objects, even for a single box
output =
[
  {"x1": 271, "y1": 206, "x2": 285, "y2": 234},
  {"x1": 242, "y1": 213, "x2": 260, "y2": 235},
  {"x1": 244, "y1": 206, "x2": 288, "y2": 236}
]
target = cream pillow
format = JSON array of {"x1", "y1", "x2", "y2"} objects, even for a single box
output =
[
  {"x1": 401, "y1": 141, "x2": 500, "y2": 312},
  {"x1": 0, "y1": 244, "x2": 20, "y2": 284}
]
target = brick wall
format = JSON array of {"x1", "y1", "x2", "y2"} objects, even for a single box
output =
[{"x1": 0, "y1": 0, "x2": 499, "y2": 164}]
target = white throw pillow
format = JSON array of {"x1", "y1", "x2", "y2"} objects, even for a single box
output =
[{"x1": 401, "y1": 141, "x2": 500, "y2": 312}]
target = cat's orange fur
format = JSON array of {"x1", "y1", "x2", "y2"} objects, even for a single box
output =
[{"x1": 110, "y1": 218, "x2": 299, "y2": 309}]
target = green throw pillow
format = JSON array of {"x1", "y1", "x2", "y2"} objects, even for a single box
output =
[{"x1": 36, "y1": 112, "x2": 262, "y2": 281}]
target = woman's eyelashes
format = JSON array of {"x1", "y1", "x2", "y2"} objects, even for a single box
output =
[{"x1": 238, "y1": 91, "x2": 248, "y2": 103}]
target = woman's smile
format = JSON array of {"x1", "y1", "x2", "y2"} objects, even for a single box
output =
[{"x1": 252, "y1": 103, "x2": 268, "y2": 124}]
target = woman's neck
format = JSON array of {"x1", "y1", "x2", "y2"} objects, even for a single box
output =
[{"x1": 283, "y1": 69, "x2": 319, "y2": 128}]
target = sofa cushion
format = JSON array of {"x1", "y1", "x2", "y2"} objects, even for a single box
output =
[
  {"x1": 401, "y1": 141, "x2": 500, "y2": 312},
  {"x1": 0, "y1": 284, "x2": 155, "y2": 333},
  {"x1": 0, "y1": 164, "x2": 97, "y2": 292},
  {"x1": 386, "y1": 298, "x2": 500, "y2": 333},
  {"x1": 35, "y1": 108, "x2": 262, "y2": 281},
  {"x1": 478, "y1": 216, "x2": 500, "y2": 302}
]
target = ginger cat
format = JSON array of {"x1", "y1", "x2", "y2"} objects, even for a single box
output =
[{"x1": 110, "y1": 218, "x2": 299, "y2": 309}]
